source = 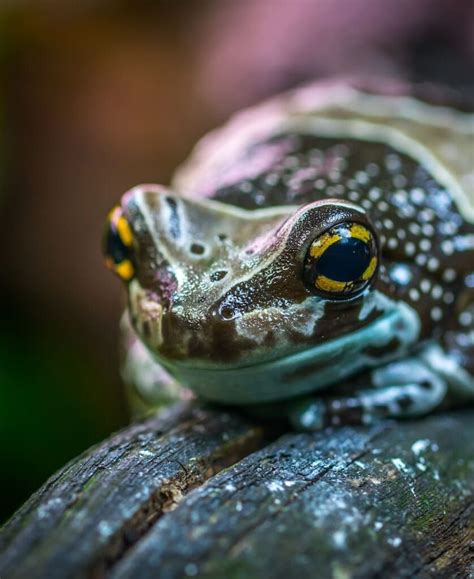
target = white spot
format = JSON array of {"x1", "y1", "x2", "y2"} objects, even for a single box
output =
[
  {"x1": 431, "y1": 285, "x2": 443, "y2": 299},
  {"x1": 440, "y1": 221, "x2": 458, "y2": 236},
  {"x1": 367, "y1": 163, "x2": 380, "y2": 177},
  {"x1": 389, "y1": 264, "x2": 412, "y2": 286},
  {"x1": 419, "y1": 209, "x2": 435, "y2": 222},
  {"x1": 369, "y1": 188, "x2": 382, "y2": 202},
  {"x1": 391, "y1": 458, "x2": 411, "y2": 474},
  {"x1": 348, "y1": 191, "x2": 360, "y2": 201},
  {"x1": 427, "y1": 257, "x2": 440, "y2": 272},
  {"x1": 442, "y1": 240, "x2": 454, "y2": 255},
  {"x1": 442, "y1": 268, "x2": 456, "y2": 282},
  {"x1": 139, "y1": 449, "x2": 155, "y2": 458},
  {"x1": 422, "y1": 224, "x2": 435, "y2": 237},
  {"x1": 411, "y1": 439, "x2": 431, "y2": 456},
  {"x1": 420, "y1": 279, "x2": 431, "y2": 293},
  {"x1": 393, "y1": 190, "x2": 408, "y2": 207},
  {"x1": 299, "y1": 404, "x2": 324, "y2": 430},
  {"x1": 98, "y1": 521, "x2": 113, "y2": 538},
  {"x1": 443, "y1": 292, "x2": 454, "y2": 305},
  {"x1": 333, "y1": 530, "x2": 347, "y2": 549},
  {"x1": 459, "y1": 311, "x2": 472, "y2": 327},
  {"x1": 410, "y1": 188, "x2": 426, "y2": 204},
  {"x1": 431, "y1": 307, "x2": 443, "y2": 321},
  {"x1": 284, "y1": 155, "x2": 299, "y2": 168},
  {"x1": 405, "y1": 242, "x2": 416, "y2": 256},
  {"x1": 265, "y1": 173, "x2": 279, "y2": 186},
  {"x1": 409, "y1": 289, "x2": 420, "y2": 301},
  {"x1": 356, "y1": 170, "x2": 369, "y2": 184},
  {"x1": 388, "y1": 537, "x2": 402, "y2": 548},
  {"x1": 393, "y1": 174, "x2": 407, "y2": 188},
  {"x1": 456, "y1": 234, "x2": 474, "y2": 252},
  {"x1": 386, "y1": 154, "x2": 401, "y2": 172},
  {"x1": 267, "y1": 480, "x2": 285, "y2": 493},
  {"x1": 419, "y1": 239, "x2": 431, "y2": 252},
  {"x1": 400, "y1": 205, "x2": 416, "y2": 218}
]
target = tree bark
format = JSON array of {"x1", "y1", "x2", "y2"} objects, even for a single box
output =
[{"x1": 1, "y1": 404, "x2": 473, "y2": 579}]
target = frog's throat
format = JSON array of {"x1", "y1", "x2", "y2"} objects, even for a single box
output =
[{"x1": 160, "y1": 300, "x2": 421, "y2": 405}]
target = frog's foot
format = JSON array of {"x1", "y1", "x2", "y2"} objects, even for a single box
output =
[{"x1": 289, "y1": 357, "x2": 448, "y2": 431}]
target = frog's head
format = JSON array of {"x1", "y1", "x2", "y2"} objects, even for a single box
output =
[{"x1": 104, "y1": 185, "x2": 420, "y2": 404}]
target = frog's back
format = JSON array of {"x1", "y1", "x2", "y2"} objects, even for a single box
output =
[
  {"x1": 174, "y1": 81, "x2": 474, "y2": 275},
  {"x1": 175, "y1": 82, "x2": 473, "y2": 208}
]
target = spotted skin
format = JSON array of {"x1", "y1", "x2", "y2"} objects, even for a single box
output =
[
  {"x1": 201, "y1": 134, "x2": 472, "y2": 342},
  {"x1": 105, "y1": 82, "x2": 474, "y2": 429}
]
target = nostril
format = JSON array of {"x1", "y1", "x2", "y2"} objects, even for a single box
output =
[{"x1": 190, "y1": 242, "x2": 206, "y2": 255}]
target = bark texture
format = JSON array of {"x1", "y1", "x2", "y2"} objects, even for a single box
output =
[{"x1": 1, "y1": 404, "x2": 473, "y2": 579}]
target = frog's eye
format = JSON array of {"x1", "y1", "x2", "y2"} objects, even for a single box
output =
[
  {"x1": 103, "y1": 206, "x2": 135, "y2": 281},
  {"x1": 303, "y1": 222, "x2": 378, "y2": 299}
]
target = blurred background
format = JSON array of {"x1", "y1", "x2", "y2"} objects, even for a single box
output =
[{"x1": 0, "y1": 0, "x2": 473, "y2": 523}]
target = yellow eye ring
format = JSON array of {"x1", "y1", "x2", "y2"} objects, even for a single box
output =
[
  {"x1": 103, "y1": 206, "x2": 135, "y2": 281},
  {"x1": 303, "y1": 221, "x2": 378, "y2": 299}
]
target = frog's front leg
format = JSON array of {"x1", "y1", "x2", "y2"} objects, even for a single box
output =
[
  {"x1": 289, "y1": 347, "x2": 460, "y2": 431},
  {"x1": 120, "y1": 313, "x2": 190, "y2": 416}
]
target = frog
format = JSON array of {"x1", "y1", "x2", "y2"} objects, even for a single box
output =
[{"x1": 103, "y1": 80, "x2": 474, "y2": 430}]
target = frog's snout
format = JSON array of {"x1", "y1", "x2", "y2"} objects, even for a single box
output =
[{"x1": 128, "y1": 278, "x2": 211, "y2": 358}]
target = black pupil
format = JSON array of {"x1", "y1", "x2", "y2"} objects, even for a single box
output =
[
  {"x1": 316, "y1": 237, "x2": 371, "y2": 282},
  {"x1": 104, "y1": 225, "x2": 129, "y2": 264}
]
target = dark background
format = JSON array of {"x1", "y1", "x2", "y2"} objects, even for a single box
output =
[{"x1": 0, "y1": 0, "x2": 473, "y2": 523}]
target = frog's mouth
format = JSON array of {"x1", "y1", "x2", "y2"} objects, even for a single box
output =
[{"x1": 160, "y1": 301, "x2": 420, "y2": 405}]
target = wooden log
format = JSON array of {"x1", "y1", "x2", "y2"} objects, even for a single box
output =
[
  {"x1": 0, "y1": 403, "x2": 270, "y2": 579},
  {"x1": 1, "y1": 404, "x2": 473, "y2": 579}
]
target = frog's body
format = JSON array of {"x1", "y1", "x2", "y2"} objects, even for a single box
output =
[{"x1": 105, "y1": 82, "x2": 474, "y2": 429}]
